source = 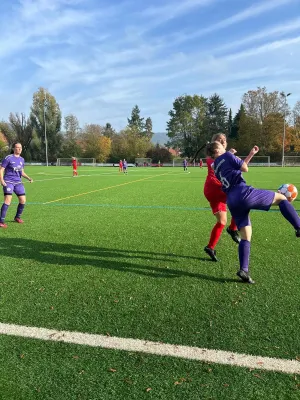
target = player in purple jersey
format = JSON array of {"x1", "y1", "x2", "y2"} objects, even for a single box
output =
[
  {"x1": 123, "y1": 159, "x2": 128, "y2": 174},
  {"x1": 183, "y1": 159, "x2": 188, "y2": 172},
  {"x1": 0, "y1": 143, "x2": 33, "y2": 228},
  {"x1": 206, "y1": 141, "x2": 300, "y2": 284}
]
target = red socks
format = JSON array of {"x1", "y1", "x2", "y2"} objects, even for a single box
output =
[{"x1": 208, "y1": 222, "x2": 225, "y2": 249}]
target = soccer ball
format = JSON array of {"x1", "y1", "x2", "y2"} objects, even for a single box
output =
[{"x1": 278, "y1": 183, "x2": 298, "y2": 202}]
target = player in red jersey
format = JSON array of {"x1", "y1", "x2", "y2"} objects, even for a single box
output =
[
  {"x1": 119, "y1": 159, "x2": 123, "y2": 173},
  {"x1": 72, "y1": 157, "x2": 78, "y2": 177},
  {"x1": 199, "y1": 159, "x2": 203, "y2": 168},
  {"x1": 203, "y1": 133, "x2": 240, "y2": 261}
]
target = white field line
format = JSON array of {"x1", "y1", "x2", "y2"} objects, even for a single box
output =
[{"x1": 1, "y1": 322, "x2": 299, "y2": 374}]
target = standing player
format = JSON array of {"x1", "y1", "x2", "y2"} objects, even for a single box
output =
[
  {"x1": 123, "y1": 159, "x2": 128, "y2": 174},
  {"x1": 204, "y1": 133, "x2": 240, "y2": 262},
  {"x1": 72, "y1": 157, "x2": 78, "y2": 177},
  {"x1": 207, "y1": 141, "x2": 300, "y2": 283},
  {"x1": 119, "y1": 159, "x2": 123, "y2": 173},
  {"x1": 183, "y1": 159, "x2": 188, "y2": 172},
  {"x1": 199, "y1": 159, "x2": 203, "y2": 168},
  {"x1": 0, "y1": 142, "x2": 33, "y2": 228}
]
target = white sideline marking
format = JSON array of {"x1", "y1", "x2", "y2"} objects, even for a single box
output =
[{"x1": 1, "y1": 322, "x2": 299, "y2": 374}]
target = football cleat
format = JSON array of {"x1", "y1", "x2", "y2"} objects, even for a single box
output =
[
  {"x1": 0, "y1": 222, "x2": 8, "y2": 228},
  {"x1": 226, "y1": 227, "x2": 241, "y2": 243},
  {"x1": 296, "y1": 228, "x2": 300, "y2": 237},
  {"x1": 237, "y1": 270, "x2": 255, "y2": 284},
  {"x1": 14, "y1": 217, "x2": 24, "y2": 224},
  {"x1": 204, "y1": 246, "x2": 218, "y2": 262}
]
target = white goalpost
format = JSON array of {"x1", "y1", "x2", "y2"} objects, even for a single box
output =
[
  {"x1": 239, "y1": 156, "x2": 270, "y2": 167},
  {"x1": 135, "y1": 158, "x2": 152, "y2": 166},
  {"x1": 56, "y1": 158, "x2": 96, "y2": 166},
  {"x1": 282, "y1": 156, "x2": 300, "y2": 166}
]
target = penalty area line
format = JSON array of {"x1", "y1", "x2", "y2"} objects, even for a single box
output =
[{"x1": 0, "y1": 322, "x2": 299, "y2": 375}]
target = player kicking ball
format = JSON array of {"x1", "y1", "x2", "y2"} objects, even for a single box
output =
[
  {"x1": 0, "y1": 142, "x2": 33, "y2": 228},
  {"x1": 207, "y1": 141, "x2": 300, "y2": 284},
  {"x1": 203, "y1": 133, "x2": 240, "y2": 262}
]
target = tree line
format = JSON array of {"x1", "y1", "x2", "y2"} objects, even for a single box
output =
[
  {"x1": 166, "y1": 87, "x2": 300, "y2": 160},
  {"x1": 1, "y1": 86, "x2": 299, "y2": 163}
]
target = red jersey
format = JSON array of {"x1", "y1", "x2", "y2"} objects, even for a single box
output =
[
  {"x1": 72, "y1": 159, "x2": 77, "y2": 168},
  {"x1": 119, "y1": 161, "x2": 123, "y2": 167},
  {"x1": 204, "y1": 157, "x2": 221, "y2": 188}
]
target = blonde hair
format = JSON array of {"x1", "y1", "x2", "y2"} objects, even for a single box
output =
[{"x1": 211, "y1": 133, "x2": 226, "y2": 148}]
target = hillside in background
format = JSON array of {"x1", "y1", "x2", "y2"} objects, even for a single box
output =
[{"x1": 152, "y1": 132, "x2": 168, "y2": 145}]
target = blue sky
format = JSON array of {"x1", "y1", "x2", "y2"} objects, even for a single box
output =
[{"x1": 1, "y1": 0, "x2": 300, "y2": 135}]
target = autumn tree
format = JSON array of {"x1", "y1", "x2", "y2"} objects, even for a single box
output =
[
  {"x1": 111, "y1": 127, "x2": 151, "y2": 162},
  {"x1": 30, "y1": 87, "x2": 62, "y2": 161},
  {"x1": 146, "y1": 143, "x2": 172, "y2": 163},
  {"x1": 242, "y1": 87, "x2": 288, "y2": 123},
  {"x1": 103, "y1": 123, "x2": 116, "y2": 139}
]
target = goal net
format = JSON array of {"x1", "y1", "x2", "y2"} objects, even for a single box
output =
[
  {"x1": 239, "y1": 156, "x2": 270, "y2": 167},
  {"x1": 56, "y1": 158, "x2": 96, "y2": 166},
  {"x1": 135, "y1": 158, "x2": 152, "y2": 166},
  {"x1": 283, "y1": 156, "x2": 300, "y2": 166}
]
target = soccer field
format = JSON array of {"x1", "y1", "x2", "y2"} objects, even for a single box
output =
[{"x1": 1, "y1": 166, "x2": 300, "y2": 399}]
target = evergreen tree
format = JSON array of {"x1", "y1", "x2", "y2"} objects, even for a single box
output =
[
  {"x1": 230, "y1": 104, "x2": 246, "y2": 140},
  {"x1": 206, "y1": 94, "x2": 228, "y2": 137},
  {"x1": 127, "y1": 105, "x2": 145, "y2": 133},
  {"x1": 144, "y1": 117, "x2": 153, "y2": 138},
  {"x1": 227, "y1": 108, "x2": 233, "y2": 138}
]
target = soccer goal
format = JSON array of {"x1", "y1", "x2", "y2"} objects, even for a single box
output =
[
  {"x1": 135, "y1": 158, "x2": 152, "y2": 167},
  {"x1": 283, "y1": 156, "x2": 300, "y2": 166},
  {"x1": 239, "y1": 156, "x2": 270, "y2": 167},
  {"x1": 56, "y1": 158, "x2": 96, "y2": 166}
]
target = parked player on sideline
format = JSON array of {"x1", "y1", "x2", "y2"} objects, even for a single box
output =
[
  {"x1": 206, "y1": 141, "x2": 300, "y2": 283},
  {"x1": 72, "y1": 157, "x2": 78, "y2": 177},
  {"x1": 204, "y1": 133, "x2": 240, "y2": 262},
  {"x1": 199, "y1": 159, "x2": 203, "y2": 168},
  {"x1": 0, "y1": 142, "x2": 33, "y2": 228}
]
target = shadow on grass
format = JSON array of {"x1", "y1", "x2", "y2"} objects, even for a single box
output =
[{"x1": 0, "y1": 238, "x2": 237, "y2": 283}]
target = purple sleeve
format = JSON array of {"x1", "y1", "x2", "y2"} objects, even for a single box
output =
[
  {"x1": 1, "y1": 157, "x2": 9, "y2": 168},
  {"x1": 227, "y1": 152, "x2": 244, "y2": 170}
]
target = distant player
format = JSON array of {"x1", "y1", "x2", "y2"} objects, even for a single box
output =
[
  {"x1": 72, "y1": 157, "x2": 78, "y2": 177},
  {"x1": 0, "y1": 142, "x2": 33, "y2": 228},
  {"x1": 119, "y1": 159, "x2": 123, "y2": 173},
  {"x1": 199, "y1": 159, "x2": 203, "y2": 168},
  {"x1": 203, "y1": 133, "x2": 240, "y2": 262},
  {"x1": 123, "y1": 159, "x2": 128, "y2": 174},
  {"x1": 207, "y1": 141, "x2": 300, "y2": 283},
  {"x1": 183, "y1": 159, "x2": 188, "y2": 172}
]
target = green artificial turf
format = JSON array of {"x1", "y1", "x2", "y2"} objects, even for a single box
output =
[{"x1": 1, "y1": 166, "x2": 300, "y2": 398}]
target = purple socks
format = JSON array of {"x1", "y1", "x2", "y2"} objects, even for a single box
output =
[
  {"x1": 279, "y1": 200, "x2": 300, "y2": 229},
  {"x1": 239, "y1": 240, "x2": 251, "y2": 272},
  {"x1": 0, "y1": 203, "x2": 9, "y2": 223},
  {"x1": 16, "y1": 203, "x2": 25, "y2": 218}
]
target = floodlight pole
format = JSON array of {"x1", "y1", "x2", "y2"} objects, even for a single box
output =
[
  {"x1": 281, "y1": 92, "x2": 291, "y2": 167},
  {"x1": 44, "y1": 90, "x2": 49, "y2": 167}
]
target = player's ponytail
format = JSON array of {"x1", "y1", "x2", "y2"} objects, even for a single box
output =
[{"x1": 206, "y1": 142, "x2": 220, "y2": 159}]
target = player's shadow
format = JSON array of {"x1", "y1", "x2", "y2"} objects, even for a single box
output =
[{"x1": 0, "y1": 238, "x2": 237, "y2": 283}]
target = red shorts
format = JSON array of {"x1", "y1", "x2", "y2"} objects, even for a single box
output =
[{"x1": 204, "y1": 184, "x2": 227, "y2": 214}]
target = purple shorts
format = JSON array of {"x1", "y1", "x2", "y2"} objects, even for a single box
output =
[
  {"x1": 227, "y1": 185, "x2": 275, "y2": 229},
  {"x1": 3, "y1": 182, "x2": 25, "y2": 197}
]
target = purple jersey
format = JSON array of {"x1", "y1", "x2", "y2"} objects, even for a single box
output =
[
  {"x1": 123, "y1": 161, "x2": 127, "y2": 169},
  {"x1": 183, "y1": 160, "x2": 187, "y2": 166},
  {"x1": 213, "y1": 152, "x2": 245, "y2": 193},
  {"x1": 1, "y1": 155, "x2": 25, "y2": 183}
]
